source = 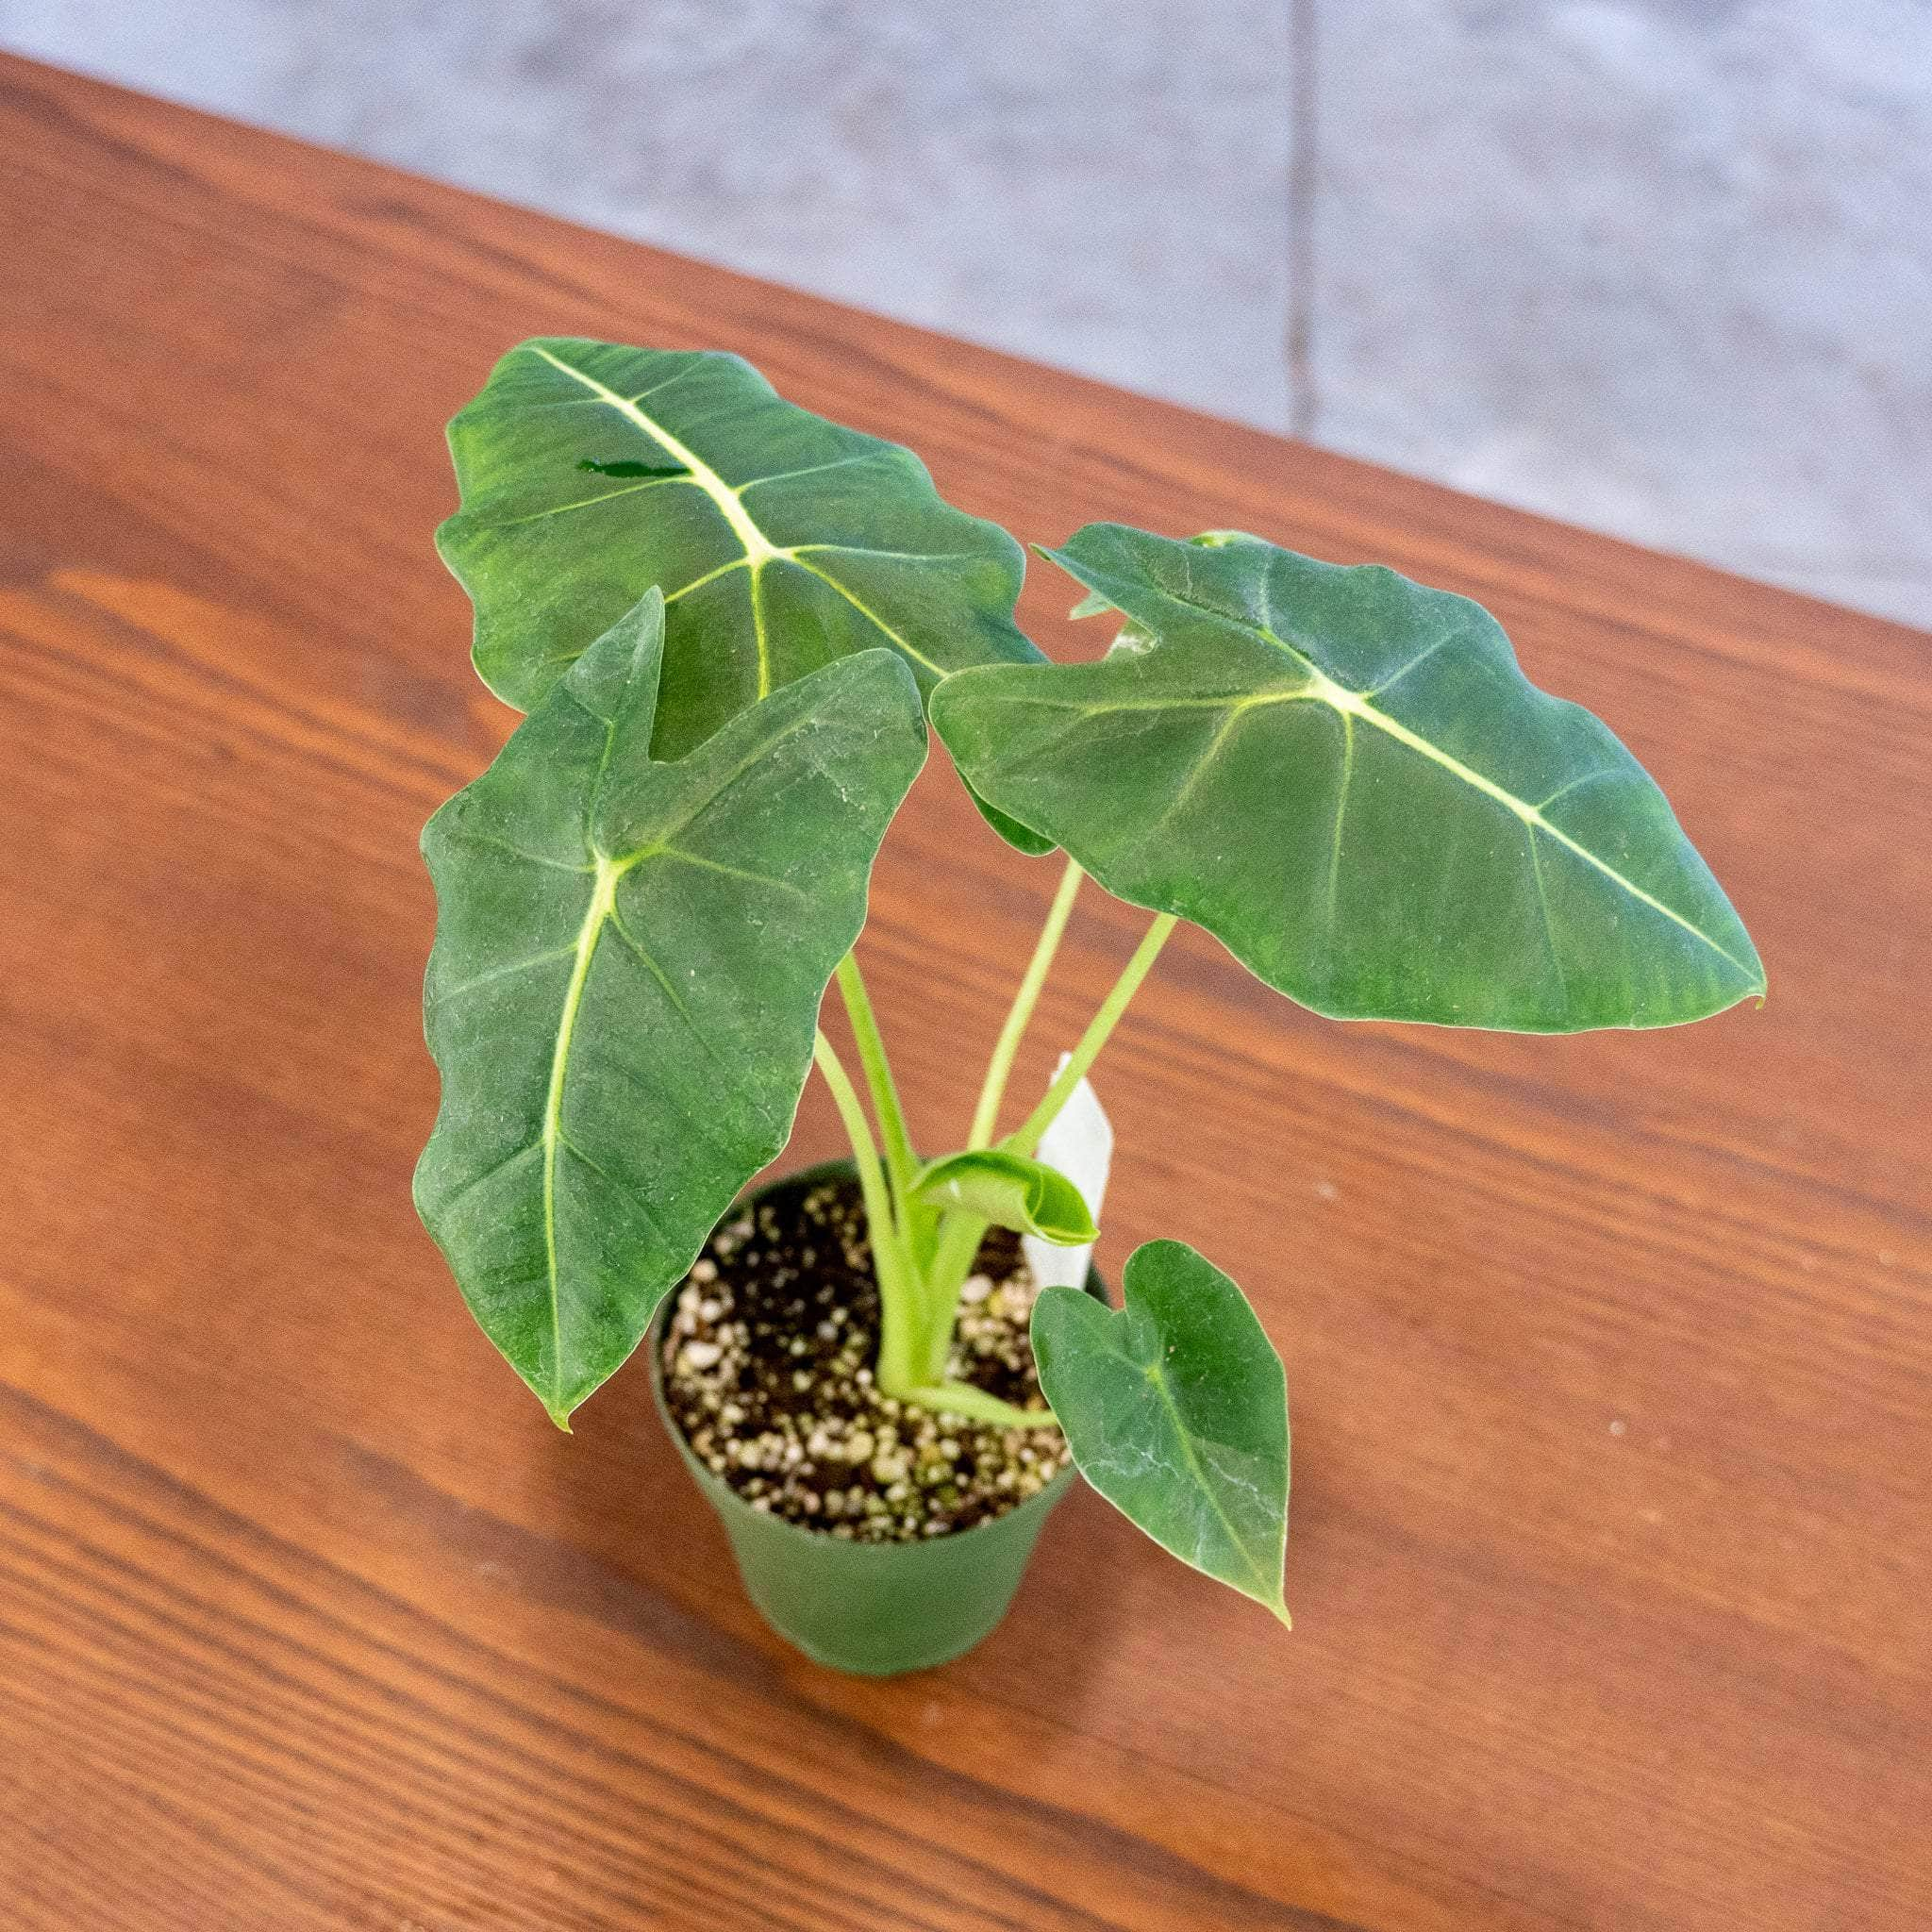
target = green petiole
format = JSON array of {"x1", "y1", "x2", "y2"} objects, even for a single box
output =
[{"x1": 814, "y1": 893, "x2": 1175, "y2": 1414}]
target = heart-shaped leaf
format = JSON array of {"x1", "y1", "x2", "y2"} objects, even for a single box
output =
[
  {"x1": 1033, "y1": 1241, "x2": 1290, "y2": 1624},
  {"x1": 934, "y1": 524, "x2": 1765, "y2": 1031},
  {"x1": 439, "y1": 339, "x2": 1049, "y2": 850},
  {"x1": 911, "y1": 1149, "x2": 1099, "y2": 1245},
  {"x1": 414, "y1": 591, "x2": 926, "y2": 1424}
]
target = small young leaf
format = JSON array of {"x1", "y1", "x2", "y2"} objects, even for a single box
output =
[
  {"x1": 1033, "y1": 1241, "x2": 1290, "y2": 1624},
  {"x1": 936, "y1": 524, "x2": 1765, "y2": 1032},
  {"x1": 414, "y1": 591, "x2": 926, "y2": 1424},
  {"x1": 911, "y1": 1149, "x2": 1098, "y2": 1245}
]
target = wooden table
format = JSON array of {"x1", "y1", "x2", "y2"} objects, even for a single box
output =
[{"x1": 2, "y1": 54, "x2": 1925, "y2": 1932}]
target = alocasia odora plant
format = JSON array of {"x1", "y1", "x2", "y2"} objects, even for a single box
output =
[{"x1": 416, "y1": 339, "x2": 1763, "y2": 1626}]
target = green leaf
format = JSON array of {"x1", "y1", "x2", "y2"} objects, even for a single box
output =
[
  {"x1": 932, "y1": 523, "x2": 1764, "y2": 1032},
  {"x1": 438, "y1": 339, "x2": 1048, "y2": 850},
  {"x1": 1033, "y1": 1241, "x2": 1290, "y2": 1624},
  {"x1": 910, "y1": 1149, "x2": 1099, "y2": 1245},
  {"x1": 413, "y1": 591, "x2": 926, "y2": 1424},
  {"x1": 976, "y1": 798, "x2": 1057, "y2": 858}
]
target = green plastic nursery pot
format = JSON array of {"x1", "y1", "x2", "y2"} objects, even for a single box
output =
[{"x1": 651, "y1": 1159, "x2": 1103, "y2": 1676}]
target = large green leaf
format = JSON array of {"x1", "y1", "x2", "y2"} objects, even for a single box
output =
[
  {"x1": 933, "y1": 525, "x2": 1765, "y2": 1031},
  {"x1": 910, "y1": 1149, "x2": 1098, "y2": 1245},
  {"x1": 414, "y1": 591, "x2": 926, "y2": 1424},
  {"x1": 1034, "y1": 1241, "x2": 1290, "y2": 1624},
  {"x1": 438, "y1": 338, "x2": 1049, "y2": 850}
]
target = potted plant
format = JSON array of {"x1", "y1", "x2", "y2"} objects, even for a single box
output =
[{"x1": 414, "y1": 341, "x2": 1763, "y2": 1674}]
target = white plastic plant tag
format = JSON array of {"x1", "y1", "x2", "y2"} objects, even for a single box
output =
[{"x1": 1023, "y1": 1056, "x2": 1113, "y2": 1292}]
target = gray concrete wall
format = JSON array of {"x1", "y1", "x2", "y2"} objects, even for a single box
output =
[{"x1": 7, "y1": 1, "x2": 1927, "y2": 627}]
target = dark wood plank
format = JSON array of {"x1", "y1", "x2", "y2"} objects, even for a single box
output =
[{"x1": 1, "y1": 52, "x2": 1925, "y2": 1932}]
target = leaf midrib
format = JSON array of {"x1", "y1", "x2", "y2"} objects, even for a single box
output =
[
  {"x1": 525, "y1": 345, "x2": 948, "y2": 689},
  {"x1": 1127, "y1": 1330, "x2": 1283, "y2": 1607},
  {"x1": 533, "y1": 689, "x2": 838, "y2": 1409},
  {"x1": 540, "y1": 862, "x2": 617, "y2": 1417},
  {"x1": 1062, "y1": 570, "x2": 1760, "y2": 984}
]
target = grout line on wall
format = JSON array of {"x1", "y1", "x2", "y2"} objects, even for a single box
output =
[{"x1": 1286, "y1": 0, "x2": 1319, "y2": 441}]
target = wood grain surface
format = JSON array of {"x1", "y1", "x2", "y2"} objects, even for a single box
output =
[{"x1": 2, "y1": 53, "x2": 1926, "y2": 1932}]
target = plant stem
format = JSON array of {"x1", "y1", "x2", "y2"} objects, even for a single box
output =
[
  {"x1": 920, "y1": 856, "x2": 1083, "y2": 1376},
  {"x1": 812, "y1": 1028, "x2": 921, "y2": 1392},
  {"x1": 967, "y1": 856, "x2": 1084, "y2": 1149},
  {"x1": 833, "y1": 951, "x2": 935, "y2": 1267},
  {"x1": 834, "y1": 952, "x2": 917, "y2": 1195},
  {"x1": 918, "y1": 907, "x2": 1178, "y2": 1385},
  {"x1": 1004, "y1": 911, "x2": 1177, "y2": 1158},
  {"x1": 918, "y1": 1209, "x2": 986, "y2": 1384},
  {"x1": 895, "y1": 1379, "x2": 1059, "y2": 1431}
]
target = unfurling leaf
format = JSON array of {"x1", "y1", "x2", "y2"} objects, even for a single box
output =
[
  {"x1": 1033, "y1": 1241, "x2": 1290, "y2": 1624},
  {"x1": 934, "y1": 524, "x2": 1764, "y2": 1032},
  {"x1": 438, "y1": 338, "x2": 1047, "y2": 849},
  {"x1": 911, "y1": 1149, "x2": 1098, "y2": 1245},
  {"x1": 414, "y1": 591, "x2": 926, "y2": 1424}
]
